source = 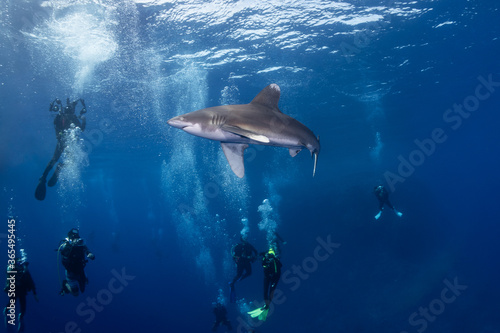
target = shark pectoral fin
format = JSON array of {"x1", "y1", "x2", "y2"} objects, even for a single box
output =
[
  {"x1": 289, "y1": 148, "x2": 302, "y2": 157},
  {"x1": 221, "y1": 125, "x2": 270, "y2": 143},
  {"x1": 220, "y1": 142, "x2": 249, "y2": 178}
]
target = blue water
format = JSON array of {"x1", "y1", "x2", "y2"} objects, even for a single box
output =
[{"x1": 1, "y1": 0, "x2": 500, "y2": 332}]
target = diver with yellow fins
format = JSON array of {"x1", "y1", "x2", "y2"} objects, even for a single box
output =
[{"x1": 247, "y1": 247, "x2": 282, "y2": 321}]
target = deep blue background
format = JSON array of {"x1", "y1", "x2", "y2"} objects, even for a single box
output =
[{"x1": 1, "y1": 0, "x2": 500, "y2": 332}]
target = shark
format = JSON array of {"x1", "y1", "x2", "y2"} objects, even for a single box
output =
[{"x1": 167, "y1": 83, "x2": 320, "y2": 178}]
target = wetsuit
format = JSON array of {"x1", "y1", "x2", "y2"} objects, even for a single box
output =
[
  {"x1": 374, "y1": 185, "x2": 394, "y2": 210},
  {"x1": 4, "y1": 262, "x2": 37, "y2": 330},
  {"x1": 231, "y1": 242, "x2": 258, "y2": 285},
  {"x1": 60, "y1": 239, "x2": 93, "y2": 295},
  {"x1": 41, "y1": 110, "x2": 86, "y2": 181},
  {"x1": 262, "y1": 253, "x2": 282, "y2": 306}
]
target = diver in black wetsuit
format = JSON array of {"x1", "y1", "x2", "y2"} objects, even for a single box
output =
[
  {"x1": 374, "y1": 185, "x2": 403, "y2": 220},
  {"x1": 211, "y1": 302, "x2": 232, "y2": 331},
  {"x1": 3, "y1": 254, "x2": 38, "y2": 332},
  {"x1": 261, "y1": 248, "x2": 281, "y2": 309},
  {"x1": 35, "y1": 98, "x2": 87, "y2": 201},
  {"x1": 229, "y1": 236, "x2": 258, "y2": 287},
  {"x1": 58, "y1": 228, "x2": 95, "y2": 297},
  {"x1": 247, "y1": 247, "x2": 282, "y2": 321}
]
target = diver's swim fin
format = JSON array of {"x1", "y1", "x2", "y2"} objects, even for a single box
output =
[
  {"x1": 48, "y1": 163, "x2": 62, "y2": 187},
  {"x1": 247, "y1": 306, "x2": 269, "y2": 321},
  {"x1": 248, "y1": 307, "x2": 264, "y2": 318},
  {"x1": 258, "y1": 308, "x2": 269, "y2": 321},
  {"x1": 35, "y1": 178, "x2": 46, "y2": 201},
  {"x1": 229, "y1": 284, "x2": 236, "y2": 303},
  {"x1": 374, "y1": 211, "x2": 382, "y2": 220}
]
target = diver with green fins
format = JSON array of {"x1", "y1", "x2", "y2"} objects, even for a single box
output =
[{"x1": 247, "y1": 247, "x2": 282, "y2": 321}]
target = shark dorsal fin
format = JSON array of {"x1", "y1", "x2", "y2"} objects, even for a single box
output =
[{"x1": 250, "y1": 84, "x2": 281, "y2": 111}]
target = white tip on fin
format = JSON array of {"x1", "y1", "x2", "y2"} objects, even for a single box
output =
[
  {"x1": 247, "y1": 133, "x2": 270, "y2": 143},
  {"x1": 250, "y1": 84, "x2": 281, "y2": 111},
  {"x1": 222, "y1": 124, "x2": 270, "y2": 143},
  {"x1": 312, "y1": 151, "x2": 318, "y2": 177}
]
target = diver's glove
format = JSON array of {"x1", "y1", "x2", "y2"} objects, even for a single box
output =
[
  {"x1": 50, "y1": 99, "x2": 62, "y2": 112},
  {"x1": 87, "y1": 253, "x2": 95, "y2": 260}
]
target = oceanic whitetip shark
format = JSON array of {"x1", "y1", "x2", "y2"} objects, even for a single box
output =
[{"x1": 167, "y1": 83, "x2": 320, "y2": 178}]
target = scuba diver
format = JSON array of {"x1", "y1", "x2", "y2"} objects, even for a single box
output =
[
  {"x1": 35, "y1": 98, "x2": 87, "y2": 201},
  {"x1": 247, "y1": 248, "x2": 282, "y2": 322},
  {"x1": 229, "y1": 236, "x2": 258, "y2": 302},
  {"x1": 374, "y1": 185, "x2": 403, "y2": 220},
  {"x1": 3, "y1": 250, "x2": 38, "y2": 332},
  {"x1": 57, "y1": 228, "x2": 95, "y2": 296},
  {"x1": 211, "y1": 301, "x2": 232, "y2": 332}
]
